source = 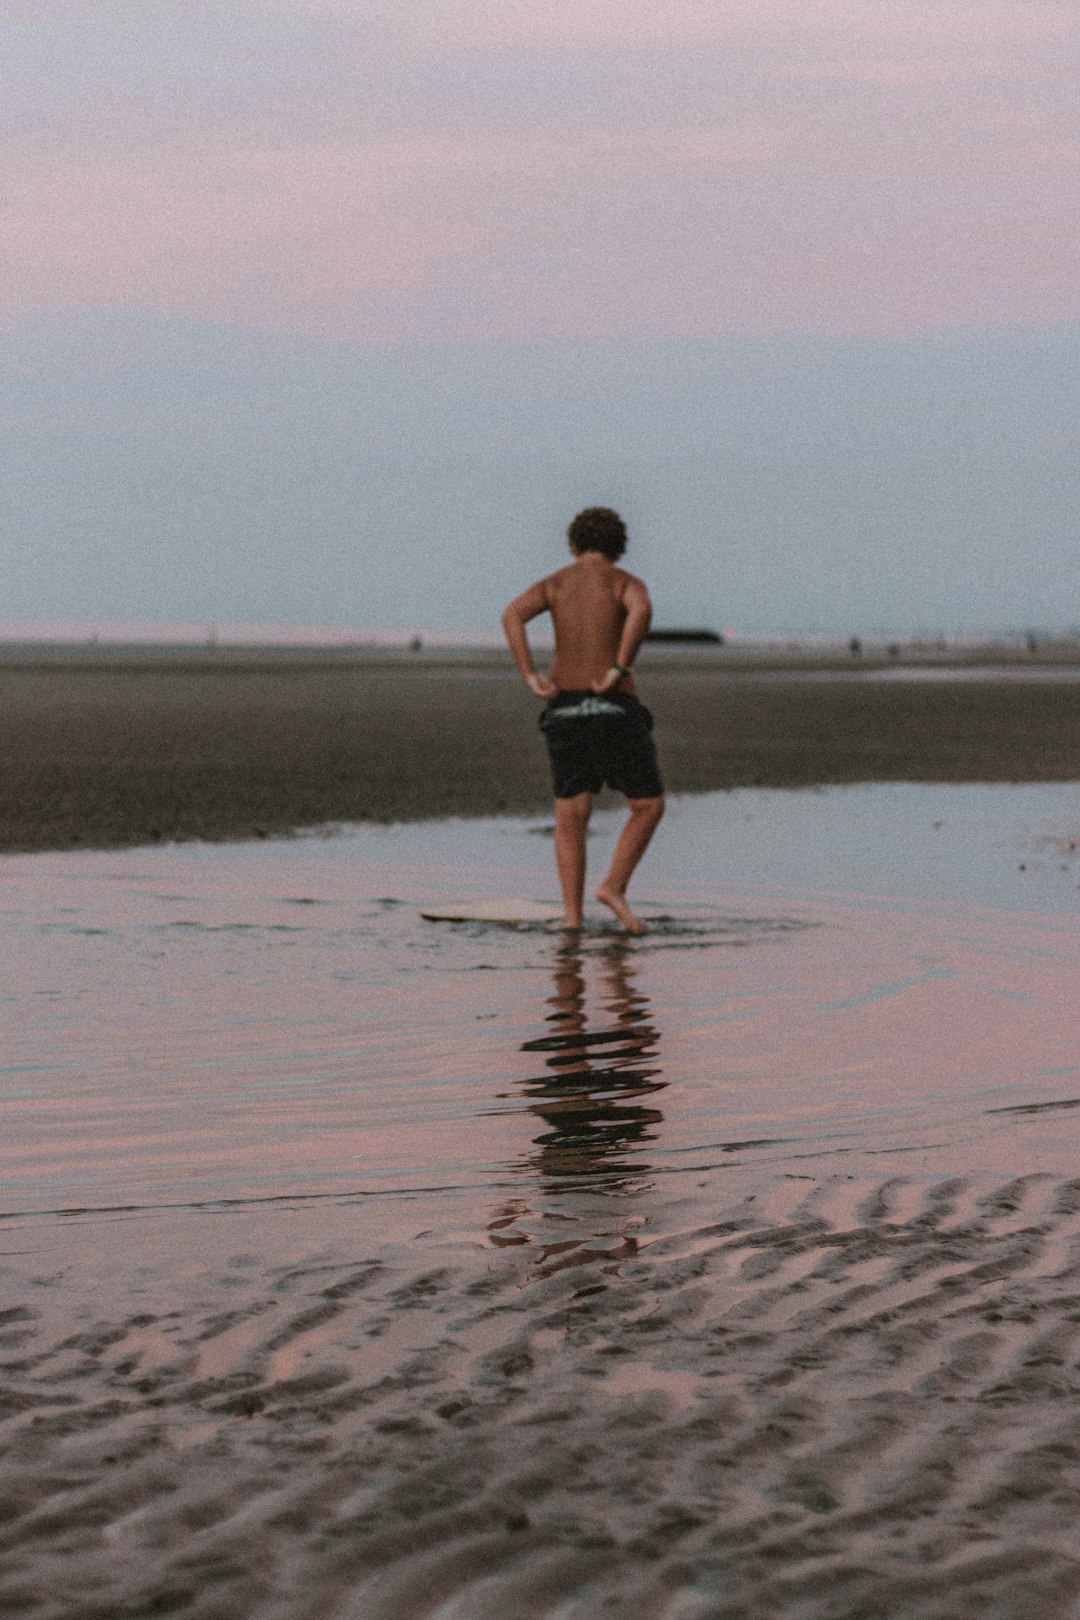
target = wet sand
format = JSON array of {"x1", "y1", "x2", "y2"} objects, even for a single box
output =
[
  {"x1": 8, "y1": 1174, "x2": 1080, "y2": 1620},
  {"x1": 4, "y1": 647, "x2": 1080, "y2": 851},
  {"x1": 6, "y1": 801, "x2": 1080, "y2": 1617}
]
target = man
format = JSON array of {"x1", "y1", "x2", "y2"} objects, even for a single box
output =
[{"x1": 502, "y1": 507, "x2": 665, "y2": 934}]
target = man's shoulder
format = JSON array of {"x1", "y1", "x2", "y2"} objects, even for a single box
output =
[{"x1": 614, "y1": 567, "x2": 650, "y2": 596}]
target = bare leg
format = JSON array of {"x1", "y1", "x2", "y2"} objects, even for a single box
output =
[
  {"x1": 596, "y1": 795, "x2": 665, "y2": 935},
  {"x1": 554, "y1": 792, "x2": 593, "y2": 928}
]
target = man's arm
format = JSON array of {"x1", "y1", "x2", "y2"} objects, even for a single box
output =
[
  {"x1": 592, "y1": 575, "x2": 652, "y2": 693},
  {"x1": 501, "y1": 580, "x2": 558, "y2": 699}
]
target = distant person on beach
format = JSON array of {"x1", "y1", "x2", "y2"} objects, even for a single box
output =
[{"x1": 501, "y1": 507, "x2": 665, "y2": 934}]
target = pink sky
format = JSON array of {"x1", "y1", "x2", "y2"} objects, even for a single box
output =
[{"x1": 4, "y1": 0, "x2": 1079, "y2": 343}]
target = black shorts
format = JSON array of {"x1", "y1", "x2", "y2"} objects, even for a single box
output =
[{"x1": 539, "y1": 691, "x2": 664, "y2": 801}]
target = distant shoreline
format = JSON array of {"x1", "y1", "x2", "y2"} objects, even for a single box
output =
[{"x1": 4, "y1": 639, "x2": 1080, "y2": 674}]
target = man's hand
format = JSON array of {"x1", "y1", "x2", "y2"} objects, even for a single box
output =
[
  {"x1": 527, "y1": 671, "x2": 558, "y2": 699},
  {"x1": 591, "y1": 666, "x2": 623, "y2": 694}
]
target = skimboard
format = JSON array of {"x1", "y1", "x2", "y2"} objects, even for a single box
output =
[{"x1": 420, "y1": 898, "x2": 563, "y2": 924}]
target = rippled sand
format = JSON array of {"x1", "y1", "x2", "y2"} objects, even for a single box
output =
[
  {"x1": 8, "y1": 1176, "x2": 1080, "y2": 1619},
  {"x1": 6, "y1": 787, "x2": 1080, "y2": 1617}
]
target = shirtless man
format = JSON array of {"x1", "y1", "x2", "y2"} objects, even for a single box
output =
[{"x1": 501, "y1": 507, "x2": 665, "y2": 934}]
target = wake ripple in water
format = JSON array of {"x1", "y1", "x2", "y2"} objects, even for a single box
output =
[{"x1": 424, "y1": 906, "x2": 814, "y2": 944}]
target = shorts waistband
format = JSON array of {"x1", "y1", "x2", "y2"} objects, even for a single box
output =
[{"x1": 543, "y1": 692, "x2": 629, "y2": 721}]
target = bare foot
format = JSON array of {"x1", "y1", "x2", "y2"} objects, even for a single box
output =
[
  {"x1": 559, "y1": 915, "x2": 583, "y2": 931},
  {"x1": 595, "y1": 883, "x2": 645, "y2": 935}
]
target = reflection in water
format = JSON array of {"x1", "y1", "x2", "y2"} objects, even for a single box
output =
[
  {"x1": 488, "y1": 939, "x2": 666, "y2": 1271},
  {"x1": 520, "y1": 939, "x2": 665, "y2": 1183}
]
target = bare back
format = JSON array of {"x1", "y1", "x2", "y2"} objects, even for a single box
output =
[{"x1": 544, "y1": 555, "x2": 645, "y2": 690}]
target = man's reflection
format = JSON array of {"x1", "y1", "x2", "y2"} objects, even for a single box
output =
[
  {"x1": 488, "y1": 937, "x2": 665, "y2": 1271},
  {"x1": 519, "y1": 937, "x2": 665, "y2": 1182}
]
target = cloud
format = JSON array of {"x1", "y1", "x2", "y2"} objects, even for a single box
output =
[
  {"x1": 1, "y1": 0, "x2": 1078, "y2": 340},
  {"x1": 10, "y1": 0, "x2": 1073, "y2": 52},
  {"x1": 1009, "y1": 136, "x2": 1080, "y2": 165},
  {"x1": 774, "y1": 56, "x2": 1015, "y2": 86},
  {"x1": 390, "y1": 0, "x2": 1078, "y2": 53},
  {"x1": 260, "y1": 0, "x2": 1076, "y2": 43},
  {"x1": 0, "y1": 122, "x2": 789, "y2": 339},
  {"x1": 0, "y1": 141, "x2": 487, "y2": 324}
]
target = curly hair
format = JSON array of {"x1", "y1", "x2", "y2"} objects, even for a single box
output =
[{"x1": 567, "y1": 507, "x2": 627, "y2": 561}]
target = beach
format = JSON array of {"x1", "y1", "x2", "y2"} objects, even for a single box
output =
[
  {"x1": 7, "y1": 663, "x2": 1080, "y2": 1616},
  {"x1": 8, "y1": 0, "x2": 1080, "y2": 1605},
  {"x1": 3, "y1": 645, "x2": 1080, "y2": 851},
  {"x1": 11, "y1": 1170, "x2": 1080, "y2": 1620}
]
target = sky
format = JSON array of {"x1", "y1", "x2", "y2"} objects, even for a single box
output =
[{"x1": 3, "y1": 0, "x2": 1080, "y2": 635}]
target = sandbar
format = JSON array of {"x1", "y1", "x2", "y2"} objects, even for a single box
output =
[{"x1": 3, "y1": 644, "x2": 1080, "y2": 851}]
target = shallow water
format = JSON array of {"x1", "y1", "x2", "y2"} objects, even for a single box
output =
[
  {"x1": 4, "y1": 784, "x2": 1080, "y2": 1264},
  {"x1": 8, "y1": 784, "x2": 1080, "y2": 1620}
]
